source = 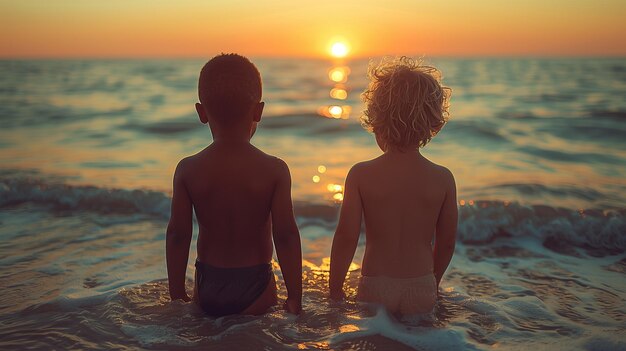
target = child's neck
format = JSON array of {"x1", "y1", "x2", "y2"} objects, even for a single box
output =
[
  {"x1": 384, "y1": 148, "x2": 421, "y2": 156},
  {"x1": 210, "y1": 128, "x2": 251, "y2": 144},
  {"x1": 212, "y1": 136, "x2": 250, "y2": 144}
]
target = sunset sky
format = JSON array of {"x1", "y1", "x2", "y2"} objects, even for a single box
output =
[{"x1": 1, "y1": 0, "x2": 625, "y2": 58}]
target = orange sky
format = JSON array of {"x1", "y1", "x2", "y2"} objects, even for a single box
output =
[{"x1": 1, "y1": 0, "x2": 625, "y2": 58}]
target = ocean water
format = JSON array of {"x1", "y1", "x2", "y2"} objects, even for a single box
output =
[{"x1": 0, "y1": 58, "x2": 625, "y2": 350}]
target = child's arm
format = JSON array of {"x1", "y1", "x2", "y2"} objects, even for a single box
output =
[
  {"x1": 433, "y1": 170, "x2": 458, "y2": 289},
  {"x1": 329, "y1": 166, "x2": 363, "y2": 300},
  {"x1": 271, "y1": 159, "x2": 302, "y2": 314},
  {"x1": 166, "y1": 160, "x2": 193, "y2": 301}
]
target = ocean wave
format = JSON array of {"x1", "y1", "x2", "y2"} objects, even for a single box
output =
[
  {"x1": 0, "y1": 172, "x2": 171, "y2": 218},
  {"x1": 463, "y1": 181, "x2": 625, "y2": 213},
  {"x1": 0, "y1": 103, "x2": 133, "y2": 129},
  {"x1": 537, "y1": 122, "x2": 626, "y2": 144},
  {"x1": 518, "y1": 93, "x2": 579, "y2": 103},
  {"x1": 495, "y1": 111, "x2": 540, "y2": 120},
  {"x1": 517, "y1": 145, "x2": 624, "y2": 164},
  {"x1": 1, "y1": 173, "x2": 623, "y2": 254},
  {"x1": 588, "y1": 109, "x2": 626, "y2": 120},
  {"x1": 121, "y1": 113, "x2": 361, "y2": 137},
  {"x1": 444, "y1": 120, "x2": 507, "y2": 143},
  {"x1": 123, "y1": 116, "x2": 200, "y2": 135},
  {"x1": 457, "y1": 200, "x2": 625, "y2": 255}
]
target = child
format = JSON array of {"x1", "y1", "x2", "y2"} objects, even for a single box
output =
[
  {"x1": 329, "y1": 57, "x2": 457, "y2": 316},
  {"x1": 166, "y1": 54, "x2": 302, "y2": 316}
]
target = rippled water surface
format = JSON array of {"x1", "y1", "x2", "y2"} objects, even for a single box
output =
[{"x1": 0, "y1": 58, "x2": 625, "y2": 350}]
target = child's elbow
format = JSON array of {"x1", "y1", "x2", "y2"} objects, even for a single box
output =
[
  {"x1": 165, "y1": 230, "x2": 179, "y2": 246},
  {"x1": 166, "y1": 224, "x2": 190, "y2": 246},
  {"x1": 334, "y1": 225, "x2": 361, "y2": 244}
]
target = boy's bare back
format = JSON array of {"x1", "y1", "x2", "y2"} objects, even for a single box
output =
[
  {"x1": 350, "y1": 152, "x2": 456, "y2": 279},
  {"x1": 175, "y1": 142, "x2": 289, "y2": 267}
]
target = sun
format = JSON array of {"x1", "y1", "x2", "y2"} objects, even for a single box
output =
[{"x1": 330, "y1": 41, "x2": 349, "y2": 58}]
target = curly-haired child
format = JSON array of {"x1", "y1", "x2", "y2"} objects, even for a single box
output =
[{"x1": 329, "y1": 57, "x2": 457, "y2": 316}]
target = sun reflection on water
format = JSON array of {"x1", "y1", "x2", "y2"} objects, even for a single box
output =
[
  {"x1": 309, "y1": 165, "x2": 347, "y2": 202},
  {"x1": 329, "y1": 87, "x2": 348, "y2": 100},
  {"x1": 318, "y1": 105, "x2": 352, "y2": 119},
  {"x1": 319, "y1": 39, "x2": 352, "y2": 121},
  {"x1": 329, "y1": 105, "x2": 343, "y2": 117},
  {"x1": 328, "y1": 66, "x2": 350, "y2": 83},
  {"x1": 338, "y1": 324, "x2": 360, "y2": 333},
  {"x1": 332, "y1": 193, "x2": 344, "y2": 202},
  {"x1": 303, "y1": 257, "x2": 360, "y2": 273},
  {"x1": 327, "y1": 183, "x2": 344, "y2": 203},
  {"x1": 327, "y1": 184, "x2": 343, "y2": 193},
  {"x1": 310, "y1": 42, "x2": 355, "y2": 203}
]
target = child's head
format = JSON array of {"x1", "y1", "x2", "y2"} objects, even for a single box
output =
[
  {"x1": 196, "y1": 53, "x2": 263, "y2": 131},
  {"x1": 361, "y1": 56, "x2": 451, "y2": 152}
]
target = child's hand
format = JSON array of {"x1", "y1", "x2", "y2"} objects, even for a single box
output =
[
  {"x1": 283, "y1": 297, "x2": 302, "y2": 315},
  {"x1": 171, "y1": 293, "x2": 191, "y2": 302}
]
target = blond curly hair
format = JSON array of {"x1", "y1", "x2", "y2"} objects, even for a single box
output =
[{"x1": 361, "y1": 56, "x2": 451, "y2": 151}]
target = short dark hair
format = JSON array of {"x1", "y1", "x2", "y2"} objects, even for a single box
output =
[{"x1": 198, "y1": 53, "x2": 262, "y2": 124}]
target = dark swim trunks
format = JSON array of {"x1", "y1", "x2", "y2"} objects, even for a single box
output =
[{"x1": 194, "y1": 260, "x2": 272, "y2": 317}]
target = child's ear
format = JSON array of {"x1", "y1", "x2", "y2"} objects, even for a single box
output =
[
  {"x1": 252, "y1": 101, "x2": 264, "y2": 123},
  {"x1": 196, "y1": 103, "x2": 209, "y2": 124}
]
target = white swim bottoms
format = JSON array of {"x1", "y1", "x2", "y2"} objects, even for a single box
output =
[{"x1": 356, "y1": 273, "x2": 437, "y2": 315}]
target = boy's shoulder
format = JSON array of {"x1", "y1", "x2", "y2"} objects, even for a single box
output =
[
  {"x1": 173, "y1": 148, "x2": 289, "y2": 186},
  {"x1": 174, "y1": 149, "x2": 210, "y2": 174},
  {"x1": 422, "y1": 159, "x2": 456, "y2": 192},
  {"x1": 423, "y1": 157, "x2": 454, "y2": 178},
  {"x1": 344, "y1": 160, "x2": 375, "y2": 184},
  {"x1": 174, "y1": 154, "x2": 195, "y2": 173},
  {"x1": 419, "y1": 157, "x2": 455, "y2": 189},
  {"x1": 347, "y1": 160, "x2": 371, "y2": 174},
  {"x1": 248, "y1": 146, "x2": 290, "y2": 171},
  {"x1": 181, "y1": 146, "x2": 287, "y2": 167}
]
